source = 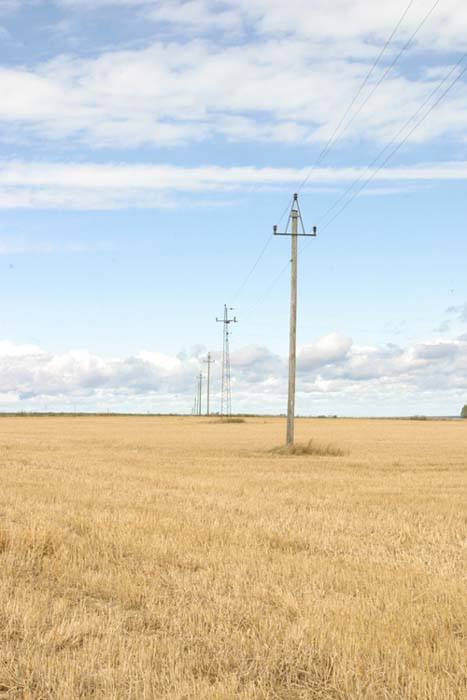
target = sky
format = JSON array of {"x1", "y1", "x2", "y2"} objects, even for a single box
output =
[{"x1": 1, "y1": 0, "x2": 467, "y2": 416}]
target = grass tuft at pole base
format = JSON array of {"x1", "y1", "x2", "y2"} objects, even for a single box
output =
[{"x1": 271, "y1": 439, "x2": 346, "y2": 457}]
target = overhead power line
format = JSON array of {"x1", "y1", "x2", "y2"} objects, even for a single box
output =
[
  {"x1": 314, "y1": 63, "x2": 467, "y2": 238},
  {"x1": 231, "y1": 0, "x2": 425, "y2": 302},
  {"x1": 249, "y1": 57, "x2": 467, "y2": 310},
  {"x1": 232, "y1": 223, "x2": 280, "y2": 301},
  {"x1": 231, "y1": 194, "x2": 293, "y2": 301},
  {"x1": 318, "y1": 52, "x2": 467, "y2": 228},
  {"x1": 298, "y1": 0, "x2": 442, "y2": 193},
  {"x1": 299, "y1": 0, "x2": 420, "y2": 187}
]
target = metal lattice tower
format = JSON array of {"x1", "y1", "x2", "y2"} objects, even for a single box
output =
[{"x1": 216, "y1": 305, "x2": 237, "y2": 417}]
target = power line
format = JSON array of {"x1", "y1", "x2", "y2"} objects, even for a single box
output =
[
  {"x1": 318, "y1": 52, "x2": 467, "y2": 227},
  {"x1": 315, "y1": 64, "x2": 467, "y2": 237},
  {"x1": 231, "y1": 0, "x2": 423, "y2": 302},
  {"x1": 251, "y1": 260, "x2": 291, "y2": 312},
  {"x1": 231, "y1": 194, "x2": 293, "y2": 302},
  {"x1": 298, "y1": 0, "x2": 442, "y2": 193},
  {"x1": 248, "y1": 60, "x2": 467, "y2": 309},
  {"x1": 300, "y1": 0, "x2": 418, "y2": 183}
]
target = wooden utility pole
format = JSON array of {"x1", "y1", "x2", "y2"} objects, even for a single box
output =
[
  {"x1": 198, "y1": 372, "x2": 203, "y2": 416},
  {"x1": 287, "y1": 207, "x2": 298, "y2": 445},
  {"x1": 274, "y1": 194, "x2": 316, "y2": 446},
  {"x1": 203, "y1": 353, "x2": 214, "y2": 416},
  {"x1": 193, "y1": 381, "x2": 198, "y2": 416}
]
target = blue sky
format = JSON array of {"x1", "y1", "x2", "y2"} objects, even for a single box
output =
[{"x1": 1, "y1": 0, "x2": 467, "y2": 415}]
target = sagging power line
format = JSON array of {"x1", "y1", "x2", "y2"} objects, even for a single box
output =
[
  {"x1": 313, "y1": 65, "x2": 467, "y2": 241},
  {"x1": 248, "y1": 52, "x2": 467, "y2": 313},
  {"x1": 317, "y1": 53, "x2": 467, "y2": 230},
  {"x1": 231, "y1": 0, "x2": 428, "y2": 303},
  {"x1": 298, "y1": 0, "x2": 441, "y2": 194}
]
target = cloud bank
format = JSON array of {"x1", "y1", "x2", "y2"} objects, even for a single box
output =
[
  {"x1": 1, "y1": 1, "x2": 467, "y2": 152},
  {"x1": 1, "y1": 331, "x2": 466, "y2": 415}
]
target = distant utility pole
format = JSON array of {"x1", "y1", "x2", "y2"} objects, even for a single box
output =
[
  {"x1": 203, "y1": 353, "x2": 214, "y2": 416},
  {"x1": 216, "y1": 305, "x2": 238, "y2": 417},
  {"x1": 274, "y1": 194, "x2": 317, "y2": 446},
  {"x1": 193, "y1": 377, "x2": 199, "y2": 416},
  {"x1": 198, "y1": 372, "x2": 203, "y2": 416}
]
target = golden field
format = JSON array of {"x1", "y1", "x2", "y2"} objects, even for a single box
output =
[{"x1": 1, "y1": 415, "x2": 467, "y2": 700}]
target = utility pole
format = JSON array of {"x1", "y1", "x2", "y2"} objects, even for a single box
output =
[
  {"x1": 216, "y1": 305, "x2": 238, "y2": 417},
  {"x1": 274, "y1": 194, "x2": 316, "y2": 446},
  {"x1": 198, "y1": 372, "x2": 203, "y2": 416},
  {"x1": 194, "y1": 376, "x2": 199, "y2": 416},
  {"x1": 203, "y1": 353, "x2": 214, "y2": 416}
]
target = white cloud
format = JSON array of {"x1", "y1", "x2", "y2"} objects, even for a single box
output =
[
  {"x1": 0, "y1": 12, "x2": 466, "y2": 151},
  {"x1": 147, "y1": 1, "x2": 243, "y2": 33},
  {"x1": 0, "y1": 340, "x2": 44, "y2": 358},
  {"x1": 1, "y1": 332, "x2": 467, "y2": 415},
  {"x1": 1, "y1": 159, "x2": 467, "y2": 209},
  {"x1": 298, "y1": 332, "x2": 352, "y2": 370},
  {"x1": 54, "y1": 0, "x2": 467, "y2": 53}
]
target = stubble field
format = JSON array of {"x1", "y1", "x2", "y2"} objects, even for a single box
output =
[{"x1": 1, "y1": 415, "x2": 467, "y2": 699}]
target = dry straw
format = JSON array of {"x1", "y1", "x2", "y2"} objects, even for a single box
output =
[{"x1": 1, "y1": 415, "x2": 466, "y2": 699}]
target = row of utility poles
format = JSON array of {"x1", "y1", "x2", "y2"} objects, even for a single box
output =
[
  {"x1": 192, "y1": 353, "x2": 212, "y2": 417},
  {"x1": 192, "y1": 195, "x2": 316, "y2": 446},
  {"x1": 192, "y1": 305, "x2": 237, "y2": 417}
]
